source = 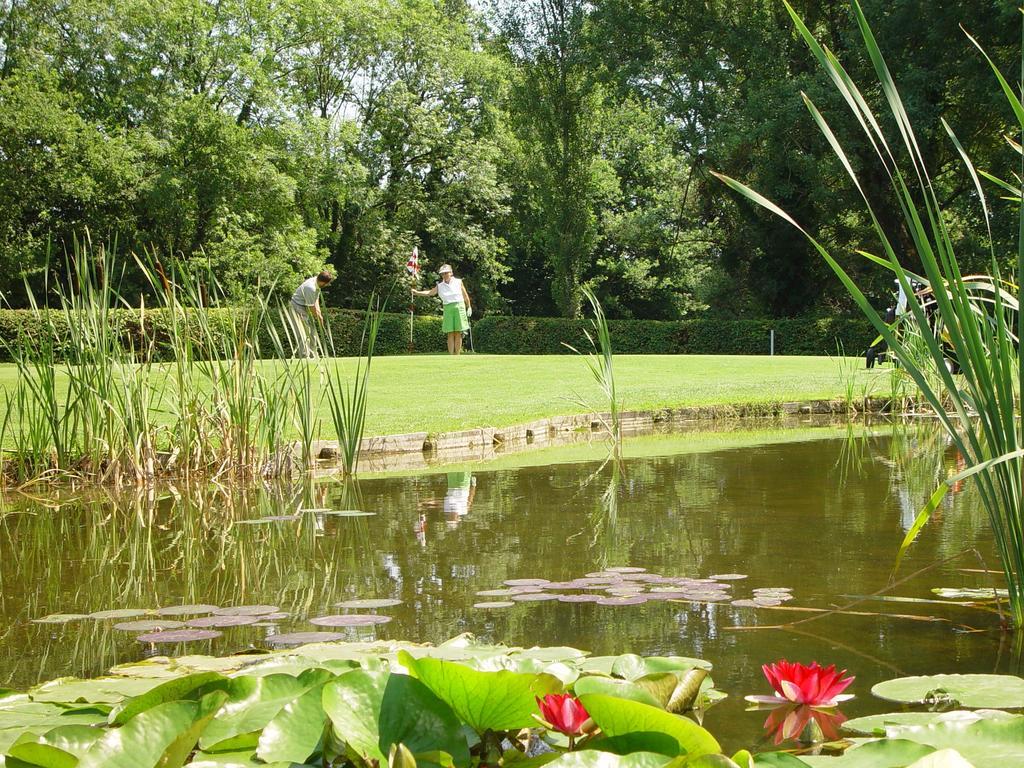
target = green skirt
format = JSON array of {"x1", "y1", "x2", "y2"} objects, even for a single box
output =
[{"x1": 442, "y1": 302, "x2": 469, "y2": 333}]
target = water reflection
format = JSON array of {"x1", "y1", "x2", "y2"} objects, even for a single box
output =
[
  {"x1": 0, "y1": 422, "x2": 1011, "y2": 750},
  {"x1": 759, "y1": 704, "x2": 847, "y2": 748}
]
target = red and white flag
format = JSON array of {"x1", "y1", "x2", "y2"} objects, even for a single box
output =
[{"x1": 406, "y1": 246, "x2": 420, "y2": 276}]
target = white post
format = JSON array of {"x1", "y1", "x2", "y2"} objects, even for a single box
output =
[{"x1": 770, "y1": 329, "x2": 775, "y2": 356}]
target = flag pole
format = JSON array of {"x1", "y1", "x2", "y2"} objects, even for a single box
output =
[{"x1": 407, "y1": 246, "x2": 419, "y2": 354}]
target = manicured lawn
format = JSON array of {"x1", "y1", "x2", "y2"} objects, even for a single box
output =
[
  {"x1": 350, "y1": 354, "x2": 880, "y2": 436},
  {"x1": 0, "y1": 354, "x2": 884, "y2": 439}
]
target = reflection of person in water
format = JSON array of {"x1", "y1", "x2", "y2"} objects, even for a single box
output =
[
  {"x1": 444, "y1": 471, "x2": 477, "y2": 528},
  {"x1": 414, "y1": 513, "x2": 428, "y2": 548}
]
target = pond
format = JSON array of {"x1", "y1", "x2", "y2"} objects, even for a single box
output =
[{"x1": 0, "y1": 419, "x2": 1009, "y2": 752}]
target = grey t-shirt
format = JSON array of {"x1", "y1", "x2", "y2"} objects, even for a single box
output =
[{"x1": 292, "y1": 276, "x2": 320, "y2": 307}]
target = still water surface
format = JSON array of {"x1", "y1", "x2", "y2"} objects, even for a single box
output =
[{"x1": 0, "y1": 421, "x2": 1011, "y2": 750}]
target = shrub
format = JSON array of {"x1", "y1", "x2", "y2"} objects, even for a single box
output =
[
  {"x1": 0, "y1": 308, "x2": 871, "y2": 360},
  {"x1": 472, "y1": 315, "x2": 872, "y2": 356}
]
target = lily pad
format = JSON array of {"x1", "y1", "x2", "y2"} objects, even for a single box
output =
[
  {"x1": 559, "y1": 594, "x2": 601, "y2": 603},
  {"x1": 136, "y1": 629, "x2": 222, "y2": 643},
  {"x1": 309, "y1": 614, "x2": 392, "y2": 626},
  {"x1": 730, "y1": 600, "x2": 763, "y2": 608},
  {"x1": 212, "y1": 605, "x2": 280, "y2": 616},
  {"x1": 399, "y1": 651, "x2": 561, "y2": 732},
  {"x1": 607, "y1": 567, "x2": 647, "y2": 574},
  {"x1": 932, "y1": 587, "x2": 1008, "y2": 600},
  {"x1": 187, "y1": 615, "x2": 259, "y2": 628},
  {"x1": 642, "y1": 592, "x2": 688, "y2": 600},
  {"x1": 709, "y1": 573, "x2": 747, "y2": 580},
  {"x1": 114, "y1": 620, "x2": 186, "y2": 632},
  {"x1": 256, "y1": 612, "x2": 290, "y2": 621},
  {"x1": 88, "y1": 609, "x2": 150, "y2": 620},
  {"x1": 155, "y1": 605, "x2": 218, "y2": 617},
  {"x1": 473, "y1": 601, "x2": 515, "y2": 609},
  {"x1": 32, "y1": 614, "x2": 89, "y2": 624},
  {"x1": 334, "y1": 598, "x2": 403, "y2": 609},
  {"x1": 322, "y1": 668, "x2": 470, "y2": 766},
  {"x1": 511, "y1": 593, "x2": 560, "y2": 602},
  {"x1": 475, "y1": 589, "x2": 517, "y2": 597},
  {"x1": 842, "y1": 709, "x2": 1019, "y2": 736},
  {"x1": 265, "y1": 632, "x2": 346, "y2": 645},
  {"x1": 596, "y1": 596, "x2": 648, "y2": 606},
  {"x1": 872, "y1": 674, "x2": 1024, "y2": 708},
  {"x1": 239, "y1": 515, "x2": 298, "y2": 523},
  {"x1": 884, "y1": 716, "x2": 1024, "y2": 766},
  {"x1": 578, "y1": 693, "x2": 719, "y2": 758},
  {"x1": 503, "y1": 578, "x2": 551, "y2": 586}
]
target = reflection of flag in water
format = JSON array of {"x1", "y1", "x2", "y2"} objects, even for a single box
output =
[{"x1": 406, "y1": 246, "x2": 419, "y2": 276}]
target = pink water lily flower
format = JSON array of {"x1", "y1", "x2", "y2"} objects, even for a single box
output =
[
  {"x1": 745, "y1": 660, "x2": 854, "y2": 707},
  {"x1": 536, "y1": 693, "x2": 590, "y2": 736}
]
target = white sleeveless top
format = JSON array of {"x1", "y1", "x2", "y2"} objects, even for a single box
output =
[{"x1": 436, "y1": 277, "x2": 463, "y2": 305}]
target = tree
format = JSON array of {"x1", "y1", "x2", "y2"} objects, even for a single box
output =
[{"x1": 0, "y1": 72, "x2": 142, "y2": 301}]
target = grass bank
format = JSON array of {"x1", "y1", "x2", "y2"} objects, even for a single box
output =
[{"x1": 0, "y1": 353, "x2": 883, "y2": 440}]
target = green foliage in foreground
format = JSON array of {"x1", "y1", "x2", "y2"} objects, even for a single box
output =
[
  {"x1": 717, "y1": 0, "x2": 1024, "y2": 625},
  {"x1": 0, "y1": 637, "x2": 730, "y2": 767},
  {"x1": 3, "y1": 640, "x2": 1024, "y2": 767}
]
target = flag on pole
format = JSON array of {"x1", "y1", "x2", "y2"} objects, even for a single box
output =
[{"x1": 406, "y1": 246, "x2": 420, "y2": 276}]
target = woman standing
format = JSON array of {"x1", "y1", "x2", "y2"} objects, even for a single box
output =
[{"x1": 413, "y1": 264, "x2": 472, "y2": 355}]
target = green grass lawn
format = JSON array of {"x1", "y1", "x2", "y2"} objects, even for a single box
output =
[{"x1": 0, "y1": 354, "x2": 886, "y2": 439}]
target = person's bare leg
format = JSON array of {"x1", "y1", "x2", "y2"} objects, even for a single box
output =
[
  {"x1": 454, "y1": 332, "x2": 463, "y2": 355},
  {"x1": 447, "y1": 333, "x2": 456, "y2": 354}
]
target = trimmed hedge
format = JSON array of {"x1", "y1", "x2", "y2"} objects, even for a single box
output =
[
  {"x1": 0, "y1": 308, "x2": 445, "y2": 361},
  {"x1": 0, "y1": 308, "x2": 871, "y2": 361},
  {"x1": 471, "y1": 315, "x2": 873, "y2": 356}
]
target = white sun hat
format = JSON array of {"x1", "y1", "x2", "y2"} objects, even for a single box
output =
[{"x1": 438, "y1": 264, "x2": 453, "y2": 274}]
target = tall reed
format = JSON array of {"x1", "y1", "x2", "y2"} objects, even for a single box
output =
[
  {"x1": 565, "y1": 287, "x2": 622, "y2": 459},
  {"x1": 323, "y1": 295, "x2": 387, "y2": 475},
  {"x1": 715, "y1": 2, "x2": 1024, "y2": 625},
  {"x1": 0, "y1": 239, "x2": 319, "y2": 486}
]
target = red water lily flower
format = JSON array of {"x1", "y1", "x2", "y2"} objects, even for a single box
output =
[
  {"x1": 536, "y1": 693, "x2": 590, "y2": 736},
  {"x1": 745, "y1": 660, "x2": 854, "y2": 707}
]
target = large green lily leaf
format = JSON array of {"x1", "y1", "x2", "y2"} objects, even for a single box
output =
[
  {"x1": 255, "y1": 682, "x2": 328, "y2": 764},
  {"x1": 798, "y1": 738, "x2": 935, "y2": 767},
  {"x1": 886, "y1": 715, "x2": 1024, "y2": 765},
  {"x1": 399, "y1": 651, "x2": 561, "y2": 734},
  {"x1": 322, "y1": 669, "x2": 470, "y2": 767},
  {"x1": 580, "y1": 657, "x2": 710, "y2": 680},
  {"x1": 109, "y1": 673, "x2": 227, "y2": 726},
  {"x1": 904, "y1": 751, "x2": 974, "y2": 768},
  {"x1": 753, "y1": 752, "x2": 810, "y2": 766},
  {"x1": 842, "y1": 709, "x2": 1019, "y2": 736},
  {"x1": 0, "y1": 705, "x2": 108, "y2": 753},
  {"x1": 29, "y1": 678, "x2": 162, "y2": 706},
  {"x1": 543, "y1": 751, "x2": 673, "y2": 768},
  {"x1": 4, "y1": 741, "x2": 78, "y2": 768},
  {"x1": 577, "y1": 694, "x2": 719, "y2": 759},
  {"x1": 573, "y1": 677, "x2": 663, "y2": 709},
  {"x1": 77, "y1": 690, "x2": 227, "y2": 768},
  {"x1": 36, "y1": 725, "x2": 104, "y2": 758},
  {"x1": 198, "y1": 673, "x2": 319, "y2": 751},
  {"x1": 185, "y1": 748, "x2": 303, "y2": 767},
  {"x1": 872, "y1": 674, "x2": 1024, "y2": 708}
]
